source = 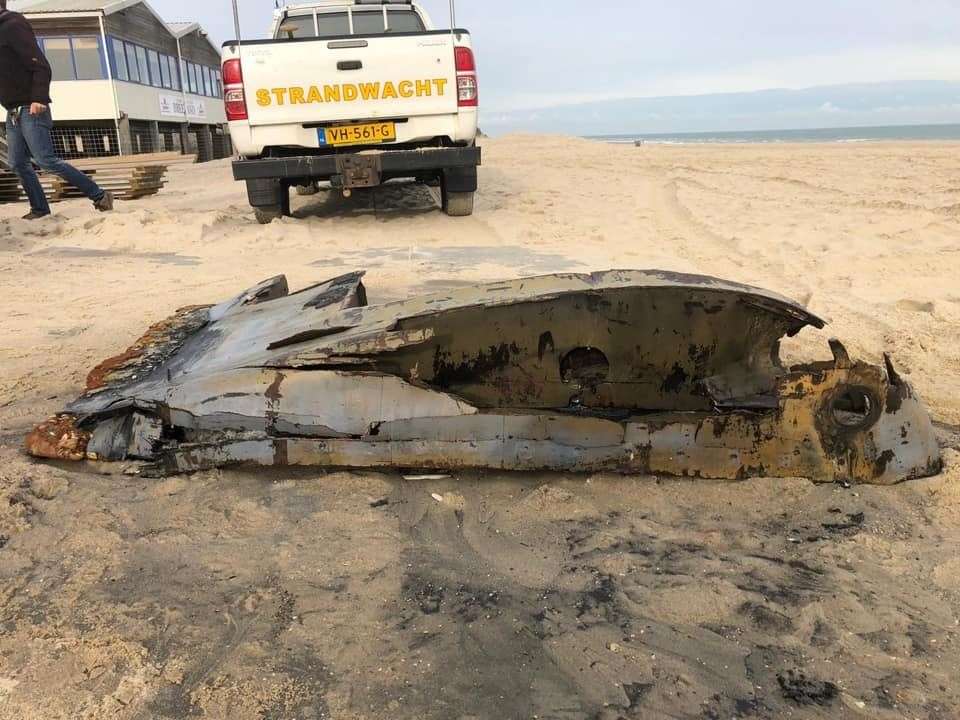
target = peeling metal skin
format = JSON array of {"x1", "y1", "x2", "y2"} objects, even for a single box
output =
[{"x1": 25, "y1": 270, "x2": 942, "y2": 484}]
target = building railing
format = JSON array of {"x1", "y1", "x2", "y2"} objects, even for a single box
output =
[{"x1": 0, "y1": 122, "x2": 232, "y2": 164}]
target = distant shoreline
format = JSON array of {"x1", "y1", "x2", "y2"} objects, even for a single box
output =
[{"x1": 587, "y1": 123, "x2": 960, "y2": 144}]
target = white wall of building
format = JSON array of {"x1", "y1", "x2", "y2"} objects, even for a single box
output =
[
  {"x1": 47, "y1": 80, "x2": 227, "y2": 125},
  {"x1": 115, "y1": 81, "x2": 227, "y2": 124},
  {"x1": 48, "y1": 80, "x2": 116, "y2": 122}
]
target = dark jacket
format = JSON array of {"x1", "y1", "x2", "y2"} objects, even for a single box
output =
[{"x1": 0, "y1": 9, "x2": 52, "y2": 110}]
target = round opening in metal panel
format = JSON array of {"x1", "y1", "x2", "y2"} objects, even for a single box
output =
[
  {"x1": 560, "y1": 347, "x2": 610, "y2": 386},
  {"x1": 831, "y1": 387, "x2": 876, "y2": 429}
]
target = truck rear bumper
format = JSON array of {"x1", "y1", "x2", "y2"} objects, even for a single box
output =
[
  {"x1": 234, "y1": 146, "x2": 481, "y2": 208},
  {"x1": 233, "y1": 146, "x2": 480, "y2": 182}
]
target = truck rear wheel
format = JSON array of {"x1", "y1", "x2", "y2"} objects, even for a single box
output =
[
  {"x1": 246, "y1": 178, "x2": 290, "y2": 224},
  {"x1": 442, "y1": 190, "x2": 475, "y2": 217},
  {"x1": 296, "y1": 182, "x2": 320, "y2": 196},
  {"x1": 254, "y1": 206, "x2": 284, "y2": 224}
]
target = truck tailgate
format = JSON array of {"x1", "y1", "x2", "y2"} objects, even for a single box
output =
[{"x1": 241, "y1": 34, "x2": 459, "y2": 126}]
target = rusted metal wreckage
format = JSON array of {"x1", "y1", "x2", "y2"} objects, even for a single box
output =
[{"x1": 26, "y1": 270, "x2": 941, "y2": 483}]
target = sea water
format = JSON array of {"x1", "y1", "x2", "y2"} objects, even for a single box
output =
[{"x1": 591, "y1": 123, "x2": 960, "y2": 144}]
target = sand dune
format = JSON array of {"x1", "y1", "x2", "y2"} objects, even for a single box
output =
[{"x1": 1, "y1": 136, "x2": 958, "y2": 719}]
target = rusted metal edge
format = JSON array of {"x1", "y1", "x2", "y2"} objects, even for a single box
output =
[{"x1": 85, "y1": 305, "x2": 211, "y2": 392}]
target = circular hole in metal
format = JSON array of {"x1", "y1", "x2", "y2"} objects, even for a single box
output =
[
  {"x1": 560, "y1": 347, "x2": 610, "y2": 386},
  {"x1": 831, "y1": 388, "x2": 873, "y2": 428}
]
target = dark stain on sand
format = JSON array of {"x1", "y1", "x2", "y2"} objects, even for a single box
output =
[{"x1": 29, "y1": 246, "x2": 200, "y2": 265}]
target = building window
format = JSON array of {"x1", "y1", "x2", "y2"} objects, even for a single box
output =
[
  {"x1": 101, "y1": 36, "x2": 219, "y2": 99},
  {"x1": 111, "y1": 37, "x2": 128, "y2": 81},
  {"x1": 166, "y1": 55, "x2": 176, "y2": 88},
  {"x1": 165, "y1": 56, "x2": 177, "y2": 90},
  {"x1": 38, "y1": 36, "x2": 106, "y2": 81},
  {"x1": 41, "y1": 37, "x2": 74, "y2": 81},
  {"x1": 147, "y1": 49, "x2": 162, "y2": 88},
  {"x1": 134, "y1": 45, "x2": 150, "y2": 86},
  {"x1": 169, "y1": 56, "x2": 181, "y2": 90},
  {"x1": 72, "y1": 37, "x2": 105, "y2": 80},
  {"x1": 101, "y1": 52, "x2": 223, "y2": 97},
  {"x1": 125, "y1": 42, "x2": 140, "y2": 83},
  {"x1": 158, "y1": 53, "x2": 170, "y2": 88}
]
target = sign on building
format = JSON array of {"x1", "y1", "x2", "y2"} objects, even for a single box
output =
[{"x1": 159, "y1": 94, "x2": 208, "y2": 120}]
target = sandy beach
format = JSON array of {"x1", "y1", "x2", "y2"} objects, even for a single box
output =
[{"x1": 1, "y1": 136, "x2": 959, "y2": 719}]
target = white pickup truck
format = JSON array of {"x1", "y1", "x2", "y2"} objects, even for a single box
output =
[{"x1": 221, "y1": 0, "x2": 480, "y2": 223}]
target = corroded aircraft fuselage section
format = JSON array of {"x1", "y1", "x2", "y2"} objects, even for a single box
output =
[{"x1": 26, "y1": 271, "x2": 941, "y2": 484}]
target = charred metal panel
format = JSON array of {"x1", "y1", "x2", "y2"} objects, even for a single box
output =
[
  {"x1": 87, "y1": 413, "x2": 162, "y2": 461},
  {"x1": 25, "y1": 270, "x2": 941, "y2": 484}
]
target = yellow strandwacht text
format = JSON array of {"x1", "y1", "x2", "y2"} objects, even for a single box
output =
[{"x1": 256, "y1": 78, "x2": 449, "y2": 106}]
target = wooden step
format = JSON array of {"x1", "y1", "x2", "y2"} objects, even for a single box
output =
[{"x1": 0, "y1": 160, "x2": 173, "y2": 204}]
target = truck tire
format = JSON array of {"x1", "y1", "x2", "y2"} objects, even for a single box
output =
[
  {"x1": 247, "y1": 178, "x2": 290, "y2": 224},
  {"x1": 443, "y1": 190, "x2": 475, "y2": 217},
  {"x1": 254, "y1": 206, "x2": 284, "y2": 224},
  {"x1": 296, "y1": 182, "x2": 320, "y2": 196}
]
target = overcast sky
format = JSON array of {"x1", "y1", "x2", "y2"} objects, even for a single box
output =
[{"x1": 147, "y1": 0, "x2": 960, "y2": 113}]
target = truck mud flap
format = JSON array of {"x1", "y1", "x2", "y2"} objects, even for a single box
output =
[{"x1": 26, "y1": 270, "x2": 941, "y2": 484}]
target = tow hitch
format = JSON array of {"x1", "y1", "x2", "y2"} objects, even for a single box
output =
[
  {"x1": 26, "y1": 270, "x2": 942, "y2": 483},
  {"x1": 335, "y1": 154, "x2": 382, "y2": 192}
]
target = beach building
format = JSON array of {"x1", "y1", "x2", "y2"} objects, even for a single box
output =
[{"x1": 4, "y1": 0, "x2": 231, "y2": 162}]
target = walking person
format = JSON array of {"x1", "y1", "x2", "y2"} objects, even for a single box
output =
[{"x1": 0, "y1": 0, "x2": 113, "y2": 219}]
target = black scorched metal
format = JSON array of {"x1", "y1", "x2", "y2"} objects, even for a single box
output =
[{"x1": 26, "y1": 270, "x2": 941, "y2": 483}]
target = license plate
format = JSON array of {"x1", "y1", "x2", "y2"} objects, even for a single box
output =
[{"x1": 318, "y1": 122, "x2": 396, "y2": 147}]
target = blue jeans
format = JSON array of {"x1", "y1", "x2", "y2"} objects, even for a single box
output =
[{"x1": 5, "y1": 107, "x2": 105, "y2": 215}]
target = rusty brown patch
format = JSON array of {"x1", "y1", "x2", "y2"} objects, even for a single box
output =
[
  {"x1": 85, "y1": 305, "x2": 210, "y2": 391},
  {"x1": 86, "y1": 346, "x2": 145, "y2": 392},
  {"x1": 25, "y1": 415, "x2": 91, "y2": 461}
]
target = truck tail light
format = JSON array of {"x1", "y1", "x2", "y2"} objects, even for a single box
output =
[
  {"x1": 222, "y1": 58, "x2": 248, "y2": 121},
  {"x1": 224, "y1": 88, "x2": 248, "y2": 121},
  {"x1": 455, "y1": 46, "x2": 476, "y2": 72},
  {"x1": 455, "y1": 46, "x2": 478, "y2": 107},
  {"x1": 457, "y1": 76, "x2": 478, "y2": 107}
]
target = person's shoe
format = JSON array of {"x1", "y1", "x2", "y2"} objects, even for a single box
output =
[
  {"x1": 94, "y1": 191, "x2": 114, "y2": 212},
  {"x1": 21, "y1": 210, "x2": 51, "y2": 220}
]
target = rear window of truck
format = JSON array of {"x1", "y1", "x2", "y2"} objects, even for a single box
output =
[{"x1": 278, "y1": 9, "x2": 425, "y2": 39}]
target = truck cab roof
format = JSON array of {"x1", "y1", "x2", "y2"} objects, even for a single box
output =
[
  {"x1": 279, "y1": 0, "x2": 415, "y2": 8},
  {"x1": 271, "y1": 1, "x2": 433, "y2": 39}
]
